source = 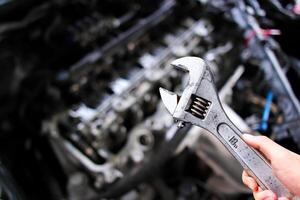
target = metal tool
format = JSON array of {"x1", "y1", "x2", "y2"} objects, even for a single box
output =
[{"x1": 159, "y1": 56, "x2": 298, "y2": 199}]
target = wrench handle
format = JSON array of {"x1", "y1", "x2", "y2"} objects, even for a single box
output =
[{"x1": 217, "y1": 122, "x2": 297, "y2": 199}]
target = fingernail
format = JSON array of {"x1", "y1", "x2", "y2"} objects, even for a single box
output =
[{"x1": 243, "y1": 134, "x2": 255, "y2": 140}]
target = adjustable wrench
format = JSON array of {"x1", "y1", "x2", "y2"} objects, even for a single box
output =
[{"x1": 159, "y1": 56, "x2": 298, "y2": 199}]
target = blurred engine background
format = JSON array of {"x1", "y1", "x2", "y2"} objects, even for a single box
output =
[{"x1": 0, "y1": 0, "x2": 300, "y2": 199}]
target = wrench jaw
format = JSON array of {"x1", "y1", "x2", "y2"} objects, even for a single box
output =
[
  {"x1": 159, "y1": 87, "x2": 179, "y2": 115},
  {"x1": 171, "y1": 57, "x2": 206, "y2": 88},
  {"x1": 160, "y1": 56, "x2": 217, "y2": 127},
  {"x1": 159, "y1": 86, "x2": 205, "y2": 127}
]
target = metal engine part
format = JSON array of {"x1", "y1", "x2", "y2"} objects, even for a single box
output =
[{"x1": 0, "y1": 0, "x2": 300, "y2": 199}]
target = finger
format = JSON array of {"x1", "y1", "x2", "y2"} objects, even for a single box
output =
[
  {"x1": 253, "y1": 189, "x2": 277, "y2": 200},
  {"x1": 242, "y1": 134, "x2": 286, "y2": 161},
  {"x1": 242, "y1": 170, "x2": 258, "y2": 191}
]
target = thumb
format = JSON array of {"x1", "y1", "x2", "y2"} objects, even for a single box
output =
[{"x1": 242, "y1": 134, "x2": 286, "y2": 162}]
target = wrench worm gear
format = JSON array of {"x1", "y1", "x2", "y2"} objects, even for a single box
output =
[{"x1": 188, "y1": 94, "x2": 211, "y2": 119}]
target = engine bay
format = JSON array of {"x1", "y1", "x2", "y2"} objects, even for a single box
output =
[{"x1": 0, "y1": 0, "x2": 300, "y2": 199}]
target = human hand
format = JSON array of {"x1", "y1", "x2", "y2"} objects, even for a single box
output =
[{"x1": 241, "y1": 134, "x2": 300, "y2": 200}]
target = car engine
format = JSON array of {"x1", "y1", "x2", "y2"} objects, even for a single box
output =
[{"x1": 0, "y1": 0, "x2": 300, "y2": 199}]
